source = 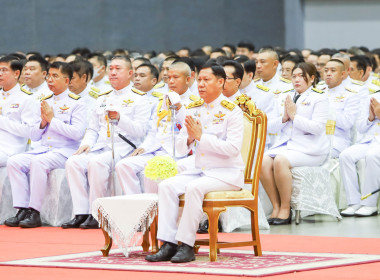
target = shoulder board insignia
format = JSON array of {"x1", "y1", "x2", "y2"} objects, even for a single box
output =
[
  {"x1": 280, "y1": 77, "x2": 291, "y2": 83},
  {"x1": 20, "y1": 83, "x2": 25, "y2": 87},
  {"x1": 345, "y1": 87, "x2": 358, "y2": 94},
  {"x1": 351, "y1": 79, "x2": 365, "y2": 86},
  {"x1": 312, "y1": 88, "x2": 324, "y2": 94},
  {"x1": 153, "y1": 82, "x2": 165, "y2": 89},
  {"x1": 186, "y1": 99, "x2": 204, "y2": 109},
  {"x1": 69, "y1": 93, "x2": 81, "y2": 100},
  {"x1": 89, "y1": 91, "x2": 98, "y2": 99},
  {"x1": 98, "y1": 89, "x2": 113, "y2": 97},
  {"x1": 372, "y1": 79, "x2": 380, "y2": 87},
  {"x1": 283, "y1": 88, "x2": 294, "y2": 93},
  {"x1": 105, "y1": 80, "x2": 111, "y2": 85},
  {"x1": 272, "y1": 90, "x2": 281, "y2": 95},
  {"x1": 90, "y1": 86, "x2": 100, "y2": 93},
  {"x1": 372, "y1": 73, "x2": 380, "y2": 78},
  {"x1": 152, "y1": 91, "x2": 163, "y2": 99},
  {"x1": 317, "y1": 80, "x2": 326, "y2": 85},
  {"x1": 369, "y1": 88, "x2": 377, "y2": 94},
  {"x1": 253, "y1": 78, "x2": 260, "y2": 82},
  {"x1": 41, "y1": 93, "x2": 53, "y2": 100},
  {"x1": 256, "y1": 84, "x2": 270, "y2": 92},
  {"x1": 21, "y1": 87, "x2": 32, "y2": 95},
  {"x1": 221, "y1": 100, "x2": 236, "y2": 111},
  {"x1": 189, "y1": 94, "x2": 200, "y2": 102},
  {"x1": 132, "y1": 88, "x2": 147, "y2": 95}
]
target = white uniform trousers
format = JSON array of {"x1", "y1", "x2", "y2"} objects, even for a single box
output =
[
  {"x1": 0, "y1": 151, "x2": 8, "y2": 167},
  {"x1": 339, "y1": 142, "x2": 380, "y2": 206},
  {"x1": 66, "y1": 147, "x2": 122, "y2": 215},
  {"x1": 7, "y1": 151, "x2": 67, "y2": 211},
  {"x1": 157, "y1": 174, "x2": 240, "y2": 246}
]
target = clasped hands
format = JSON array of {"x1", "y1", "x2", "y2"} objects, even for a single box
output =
[
  {"x1": 282, "y1": 95, "x2": 297, "y2": 123},
  {"x1": 369, "y1": 97, "x2": 380, "y2": 122},
  {"x1": 185, "y1": 115, "x2": 202, "y2": 145},
  {"x1": 40, "y1": 101, "x2": 54, "y2": 128}
]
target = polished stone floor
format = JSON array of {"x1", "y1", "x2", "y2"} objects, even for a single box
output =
[{"x1": 237, "y1": 214, "x2": 380, "y2": 238}]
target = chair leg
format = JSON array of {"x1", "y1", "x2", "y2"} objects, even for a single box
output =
[
  {"x1": 250, "y1": 210, "x2": 262, "y2": 256},
  {"x1": 295, "y1": 210, "x2": 301, "y2": 225},
  {"x1": 203, "y1": 207, "x2": 225, "y2": 262},
  {"x1": 100, "y1": 227, "x2": 113, "y2": 257},
  {"x1": 142, "y1": 230, "x2": 150, "y2": 252},
  {"x1": 150, "y1": 215, "x2": 159, "y2": 253}
]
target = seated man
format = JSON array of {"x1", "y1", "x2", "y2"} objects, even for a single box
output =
[
  {"x1": 115, "y1": 61, "x2": 196, "y2": 194},
  {"x1": 61, "y1": 56, "x2": 151, "y2": 229},
  {"x1": 5, "y1": 62, "x2": 87, "y2": 228},
  {"x1": 145, "y1": 62, "x2": 244, "y2": 263}
]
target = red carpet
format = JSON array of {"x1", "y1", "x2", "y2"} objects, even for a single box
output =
[{"x1": 0, "y1": 226, "x2": 380, "y2": 279}]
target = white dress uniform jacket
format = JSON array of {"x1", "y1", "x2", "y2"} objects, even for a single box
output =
[
  {"x1": 23, "y1": 81, "x2": 53, "y2": 101},
  {"x1": 0, "y1": 84, "x2": 40, "y2": 160}
]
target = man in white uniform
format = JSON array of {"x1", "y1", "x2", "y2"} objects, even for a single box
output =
[
  {"x1": 324, "y1": 59, "x2": 359, "y2": 158},
  {"x1": 339, "y1": 92, "x2": 380, "y2": 217},
  {"x1": 146, "y1": 62, "x2": 244, "y2": 263},
  {"x1": 222, "y1": 60, "x2": 244, "y2": 101},
  {"x1": 62, "y1": 56, "x2": 151, "y2": 229},
  {"x1": 0, "y1": 56, "x2": 40, "y2": 166},
  {"x1": 5, "y1": 62, "x2": 87, "y2": 228},
  {"x1": 88, "y1": 53, "x2": 112, "y2": 92},
  {"x1": 115, "y1": 62, "x2": 195, "y2": 195}
]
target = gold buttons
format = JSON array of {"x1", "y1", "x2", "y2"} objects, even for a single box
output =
[
  {"x1": 201, "y1": 153, "x2": 205, "y2": 156},
  {"x1": 204, "y1": 125, "x2": 207, "y2": 129},
  {"x1": 207, "y1": 111, "x2": 210, "y2": 115},
  {"x1": 201, "y1": 167, "x2": 205, "y2": 171},
  {"x1": 48, "y1": 136, "x2": 51, "y2": 139},
  {"x1": 210, "y1": 104, "x2": 214, "y2": 108}
]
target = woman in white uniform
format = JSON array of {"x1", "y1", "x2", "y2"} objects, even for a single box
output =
[{"x1": 260, "y1": 62, "x2": 329, "y2": 225}]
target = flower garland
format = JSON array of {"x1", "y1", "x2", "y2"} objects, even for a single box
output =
[{"x1": 144, "y1": 156, "x2": 178, "y2": 182}]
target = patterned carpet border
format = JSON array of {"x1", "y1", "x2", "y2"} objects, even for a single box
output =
[{"x1": 1, "y1": 248, "x2": 380, "y2": 277}]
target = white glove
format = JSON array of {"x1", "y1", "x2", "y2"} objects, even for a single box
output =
[
  {"x1": 105, "y1": 98, "x2": 121, "y2": 113},
  {"x1": 164, "y1": 91, "x2": 181, "y2": 106}
]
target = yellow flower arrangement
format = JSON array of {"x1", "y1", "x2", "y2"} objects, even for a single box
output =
[{"x1": 144, "y1": 156, "x2": 178, "y2": 181}]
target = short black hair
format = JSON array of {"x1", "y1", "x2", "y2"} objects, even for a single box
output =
[
  {"x1": 222, "y1": 60, "x2": 244, "y2": 80},
  {"x1": 282, "y1": 54, "x2": 305, "y2": 65},
  {"x1": 200, "y1": 61, "x2": 226, "y2": 80},
  {"x1": 211, "y1": 48, "x2": 227, "y2": 56},
  {"x1": 223, "y1": 44, "x2": 236, "y2": 54},
  {"x1": 234, "y1": 55, "x2": 249, "y2": 63},
  {"x1": 243, "y1": 60, "x2": 256, "y2": 75},
  {"x1": 28, "y1": 55, "x2": 49, "y2": 72},
  {"x1": 173, "y1": 57, "x2": 195, "y2": 72},
  {"x1": 70, "y1": 60, "x2": 93, "y2": 82},
  {"x1": 237, "y1": 41, "x2": 255, "y2": 52},
  {"x1": 350, "y1": 56, "x2": 367, "y2": 76},
  {"x1": 0, "y1": 55, "x2": 24, "y2": 78},
  {"x1": 134, "y1": 57, "x2": 151, "y2": 64},
  {"x1": 136, "y1": 63, "x2": 159, "y2": 81},
  {"x1": 111, "y1": 55, "x2": 132, "y2": 69},
  {"x1": 49, "y1": 62, "x2": 73, "y2": 80},
  {"x1": 88, "y1": 53, "x2": 107, "y2": 67}
]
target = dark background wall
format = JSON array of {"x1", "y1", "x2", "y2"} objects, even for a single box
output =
[{"x1": 0, "y1": 0, "x2": 304, "y2": 55}]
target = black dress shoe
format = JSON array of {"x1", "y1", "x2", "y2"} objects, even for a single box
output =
[
  {"x1": 4, "y1": 208, "x2": 29, "y2": 227},
  {"x1": 170, "y1": 243, "x2": 195, "y2": 263},
  {"x1": 61, "y1": 215, "x2": 89, "y2": 229},
  {"x1": 145, "y1": 242, "x2": 178, "y2": 262},
  {"x1": 79, "y1": 215, "x2": 99, "y2": 229},
  {"x1": 197, "y1": 219, "x2": 223, "y2": 234},
  {"x1": 19, "y1": 209, "x2": 42, "y2": 228},
  {"x1": 267, "y1": 217, "x2": 275, "y2": 225},
  {"x1": 272, "y1": 210, "x2": 292, "y2": 226}
]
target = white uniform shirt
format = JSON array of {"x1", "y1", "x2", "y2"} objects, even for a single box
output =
[
  {"x1": 189, "y1": 80, "x2": 199, "y2": 96},
  {"x1": 0, "y1": 84, "x2": 40, "y2": 156},
  {"x1": 77, "y1": 84, "x2": 98, "y2": 123},
  {"x1": 176, "y1": 94, "x2": 245, "y2": 187},
  {"x1": 90, "y1": 76, "x2": 112, "y2": 92},
  {"x1": 23, "y1": 81, "x2": 52, "y2": 101},
  {"x1": 356, "y1": 91, "x2": 380, "y2": 144},
  {"x1": 326, "y1": 84, "x2": 359, "y2": 152},
  {"x1": 152, "y1": 81, "x2": 169, "y2": 94},
  {"x1": 29, "y1": 89, "x2": 87, "y2": 158},
  {"x1": 81, "y1": 84, "x2": 150, "y2": 158},
  {"x1": 271, "y1": 87, "x2": 330, "y2": 156},
  {"x1": 240, "y1": 80, "x2": 255, "y2": 95}
]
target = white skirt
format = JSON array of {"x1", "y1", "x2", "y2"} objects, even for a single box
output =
[{"x1": 265, "y1": 143, "x2": 327, "y2": 168}]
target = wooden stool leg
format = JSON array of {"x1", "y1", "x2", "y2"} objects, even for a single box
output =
[
  {"x1": 203, "y1": 207, "x2": 225, "y2": 262},
  {"x1": 100, "y1": 227, "x2": 112, "y2": 257},
  {"x1": 150, "y1": 215, "x2": 159, "y2": 253},
  {"x1": 142, "y1": 229, "x2": 150, "y2": 252}
]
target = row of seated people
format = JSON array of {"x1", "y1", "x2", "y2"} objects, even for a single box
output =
[{"x1": 0, "y1": 47, "x2": 379, "y2": 230}]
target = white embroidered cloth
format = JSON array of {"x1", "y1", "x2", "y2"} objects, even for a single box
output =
[{"x1": 92, "y1": 193, "x2": 158, "y2": 257}]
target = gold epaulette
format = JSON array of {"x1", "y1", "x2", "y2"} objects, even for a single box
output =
[
  {"x1": 372, "y1": 73, "x2": 380, "y2": 78},
  {"x1": 21, "y1": 87, "x2": 32, "y2": 95},
  {"x1": 153, "y1": 82, "x2": 165, "y2": 89},
  {"x1": 69, "y1": 93, "x2": 81, "y2": 100},
  {"x1": 352, "y1": 79, "x2": 365, "y2": 86},
  {"x1": 272, "y1": 90, "x2": 281, "y2": 94},
  {"x1": 89, "y1": 91, "x2": 98, "y2": 99},
  {"x1": 317, "y1": 80, "x2": 326, "y2": 85},
  {"x1": 189, "y1": 94, "x2": 200, "y2": 102},
  {"x1": 312, "y1": 87, "x2": 324, "y2": 94},
  {"x1": 369, "y1": 88, "x2": 377, "y2": 94},
  {"x1": 256, "y1": 84, "x2": 270, "y2": 92},
  {"x1": 283, "y1": 88, "x2": 294, "y2": 93},
  {"x1": 345, "y1": 87, "x2": 358, "y2": 94},
  {"x1": 41, "y1": 93, "x2": 53, "y2": 100},
  {"x1": 105, "y1": 80, "x2": 111, "y2": 85},
  {"x1": 186, "y1": 99, "x2": 204, "y2": 109},
  {"x1": 152, "y1": 91, "x2": 163, "y2": 99},
  {"x1": 98, "y1": 89, "x2": 113, "y2": 97},
  {"x1": 132, "y1": 88, "x2": 147, "y2": 95},
  {"x1": 221, "y1": 99, "x2": 236, "y2": 111},
  {"x1": 253, "y1": 78, "x2": 260, "y2": 82},
  {"x1": 90, "y1": 86, "x2": 100, "y2": 93},
  {"x1": 372, "y1": 79, "x2": 380, "y2": 87},
  {"x1": 280, "y1": 77, "x2": 292, "y2": 83}
]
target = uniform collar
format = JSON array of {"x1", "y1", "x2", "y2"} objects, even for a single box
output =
[
  {"x1": 261, "y1": 72, "x2": 279, "y2": 86},
  {"x1": 2, "y1": 83, "x2": 20, "y2": 96},
  {"x1": 77, "y1": 84, "x2": 91, "y2": 97},
  {"x1": 28, "y1": 81, "x2": 48, "y2": 93},
  {"x1": 54, "y1": 89, "x2": 69, "y2": 101},
  {"x1": 113, "y1": 83, "x2": 132, "y2": 95},
  {"x1": 327, "y1": 83, "x2": 344, "y2": 95},
  {"x1": 179, "y1": 88, "x2": 192, "y2": 101},
  {"x1": 228, "y1": 89, "x2": 241, "y2": 101},
  {"x1": 240, "y1": 80, "x2": 254, "y2": 94},
  {"x1": 204, "y1": 93, "x2": 223, "y2": 109}
]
